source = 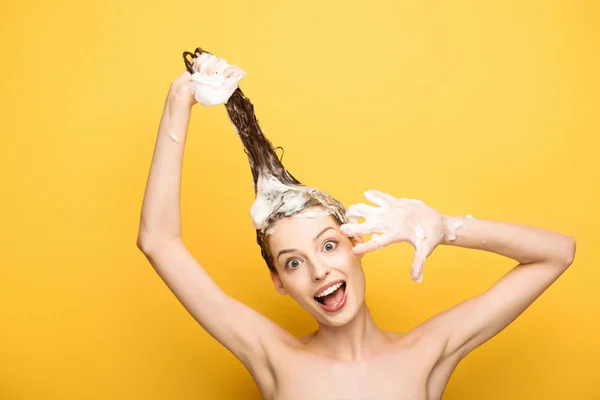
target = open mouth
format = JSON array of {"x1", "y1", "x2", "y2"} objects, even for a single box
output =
[{"x1": 314, "y1": 281, "x2": 347, "y2": 309}]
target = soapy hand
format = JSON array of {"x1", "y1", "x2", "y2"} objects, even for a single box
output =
[
  {"x1": 340, "y1": 190, "x2": 447, "y2": 283},
  {"x1": 171, "y1": 50, "x2": 246, "y2": 107},
  {"x1": 190, "y1": 51, "x2": 246, "y2": 106}
]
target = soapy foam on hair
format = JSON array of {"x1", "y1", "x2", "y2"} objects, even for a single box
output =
[
  {"x1": 250, "y1": 172, "x2": 346, "y2": 232},
  {"x1": 250, "y1": 173, "x2": 314, "y2": 230},
  {"x1": 293, "y1": 209, "x2": 332, "y2": 219}
]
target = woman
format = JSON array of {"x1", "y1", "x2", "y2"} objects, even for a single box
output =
[{"x1": 137, "y1": 48, "x2": 576, "y2": 399}]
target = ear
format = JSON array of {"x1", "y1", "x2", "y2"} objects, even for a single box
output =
[
  {"x1": 351, "y1": 235, "x2": 365, "y2": 259},
  {"x1": 270, "y1": 270, "x2": 287, "y2": 295},
  {"x1": 352, "y1": 235, "x2": 364, "y2": 245}
]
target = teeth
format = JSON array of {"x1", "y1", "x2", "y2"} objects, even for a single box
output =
[{"x1": 316, "y1": 282, "x2": 344, "y2": 298}]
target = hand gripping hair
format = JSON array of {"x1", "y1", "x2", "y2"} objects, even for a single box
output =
[{"x1": 183, "y1": 48, "x2": 349, "y2": 272}]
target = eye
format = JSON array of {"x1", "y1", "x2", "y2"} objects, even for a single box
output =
[
  {"x1": 286, "y1": 259, "x2": 302, "y2": 270},
  {"x1": 323, "y1": 240, "x2": 338, "y2": 252}
]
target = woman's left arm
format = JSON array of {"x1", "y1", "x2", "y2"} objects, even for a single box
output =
[
  {"x1": 340, "y1": 190, "x2": 576, "y2": 359},
  {"x1": 442, "y1": 216, "x2": 575, "y2": 267},
  {"x1": 432, "y1": 216, "x2": 575, "y2": 359}
]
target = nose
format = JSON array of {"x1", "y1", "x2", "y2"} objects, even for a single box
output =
[{"x1": 311, "y1": 261, "x2": 331, "y2": 282}]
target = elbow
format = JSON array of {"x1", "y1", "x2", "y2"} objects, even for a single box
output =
[
  {"x1": 564, "y1": 236, "x2": 576, "y2": 267},
  {"x1": 136, "y1": 231, "x2": 177, "y2": 256},
  {"x1": 557, "y1": 235, "x2": 576, "y2": 268},
  {"x1": 136, "y1": 233, "x2": 155, "y2": 255},
  {"x1": 136, "y1": 219, "x2": 180, "y2": 255},
  {"x1": 136, "y1": 220, "x2": 152, "y2": 254},
  {"x1": 136, "y1": 234, "x2": 150, "y2": 254}
]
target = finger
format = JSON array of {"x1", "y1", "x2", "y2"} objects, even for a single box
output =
[
  {"x1": 219, "y1": 70, "x2": 246, "y2": 93},
  {"x1": 193, "y1": 52, "x2": 211, "y2": 72},
  {"x1": 222, "y1": 65, "x2": 245, "y2": 77},
  {"x1": 231, "y1": 69, "x2": 247, "y2": 80},
  {"x1": 195, "y1": 52, "x2": 212, "y2": 66},
  {"x1": 222, "y1": 66, "x2": 238, "y2": 78},
  {"x1": 408, "y1": 224, "x2": 427, "y2": 282},
  {"x1": 399, "y1": 197, "x2": 424, "y2": 205},
  {"x1": 340, "y1": 219, "x2": 378, "y2": 237},
  {"x1": 419, "y1": 237, "x2": 437, "y2": 263},
  {"x1": 204, "y1": 55, "x2": 220, "y2": 75},
  {"x1": 410, "y1": 252, "x2": 425, "y2": 283},
  {"x1": 345, "y1": 203, "x2": 385, "y2": 219},
  {"x1": 213, "y1": 57, "x2": 229, "y2": 75},
  {"x1": 200, "y1": 54, "x2": 219, "y2": 75},
  {"x1": 351, "y1": 233, "x2": 394, "y2": 256},
  {"x1": 364, "y1": 189, "x2": 396, "y2": 208}
]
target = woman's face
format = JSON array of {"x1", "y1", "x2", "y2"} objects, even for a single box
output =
[{"x1": 268, "y1": 207, "x2": 366, "y2": 327}]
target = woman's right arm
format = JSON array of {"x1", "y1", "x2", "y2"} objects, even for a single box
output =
[{"x1": 136, "y1": 72, "x2": 290, "y2": 381}]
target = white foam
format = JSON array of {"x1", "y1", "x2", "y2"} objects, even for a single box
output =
[
  {"x1": 190, "y1": 55, "x2": 244, "y2": 107},
  {"x1": 191, "y1": 72, "x2": 227, "y2": 88},
  {"x1": 249, "y1": 171, "x2": 342, "y2": 233},
  {"x1": 168, "y1": 130, "x2": 181, "y2": 144},
  {"x1": 444, "y1": 216, "x2": 466, "y2": 241},
  {"x1": 293, "y1": 210, "x2": 331, "y2": 219},
  {"x1": 250, "y1": 173, "x2": 311, "y2": 230},
  {"x1": 443, "y1": 215, "x2": 476, "y2": 241}
]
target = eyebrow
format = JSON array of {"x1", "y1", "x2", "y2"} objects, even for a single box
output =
[{"x1": 276, "y1": 226, "x2": 336, "y2": 261}]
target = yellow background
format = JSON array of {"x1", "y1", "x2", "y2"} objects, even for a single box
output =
[{"x1": 1, "y1": 0, "x2": 598, "y2": 398}]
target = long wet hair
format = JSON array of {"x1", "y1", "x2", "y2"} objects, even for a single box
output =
[{"x1": 183, "y1": 47, "x2": 347, "y2": 272}]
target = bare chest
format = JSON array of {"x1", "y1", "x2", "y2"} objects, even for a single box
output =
[{"x1": 271, "y1": 352, "x2": 432, "y2": 400}]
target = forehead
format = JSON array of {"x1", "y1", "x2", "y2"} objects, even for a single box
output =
[{"x1": 268, "y1": 208, "x2": 341, "y2": 251}]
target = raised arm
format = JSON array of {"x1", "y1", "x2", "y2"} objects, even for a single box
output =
[
  {"x1": 428, "y1": 216, "x2": 575, "y2": 360},
  {"x1": 136, "y1": 62, "x2": 291, "y2": 381},
  {"x1": 339, "y1": 190, "x2": 576, "y2": 360}
]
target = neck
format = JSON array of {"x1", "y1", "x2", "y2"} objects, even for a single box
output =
[{"x1": 311, "y1": 302, "x2": 385, "y2": 361}]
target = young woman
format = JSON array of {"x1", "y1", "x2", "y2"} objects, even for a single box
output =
[{"x1": 137, "y1": 48, "x2": 576, "y2": 399}]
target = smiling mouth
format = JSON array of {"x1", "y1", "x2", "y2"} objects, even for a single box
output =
[{"x1": 314, "y1": 281, "x2": 347, "y2": 306}]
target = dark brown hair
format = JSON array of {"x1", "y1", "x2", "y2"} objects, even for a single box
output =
[{"x1": 183, "y1": 47, "x2": 347, "y2": 272}]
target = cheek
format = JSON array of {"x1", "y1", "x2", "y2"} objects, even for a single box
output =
[
  {"x1": 340, "y1": 241, "x2": 360, "y2": 260},
  {"x1": 330, "y1": 248, "x2": 361, "y2": 271},
  {"x1": 339, "y1": 248, "x2": 364, "y2": 277},
  {"x1": 281, "y1": 275, "x2": 309, "y2": 299}
]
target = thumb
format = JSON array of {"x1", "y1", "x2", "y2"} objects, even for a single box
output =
[
  {"x1": 410, "y1": 247, "x2": 426, "y2": 283},
  {"x1": 409, "y1": 230, "x2": 428, "y2": 282},
  {"x1": 409, "y1": 224, "x2": 429, "y2": 282}
]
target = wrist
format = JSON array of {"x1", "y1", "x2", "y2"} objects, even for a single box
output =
[
  {"x1": 167, "y1": 86, "x2": 195, "y2": 109},
  {"x1": 441, "y1": 215, "x2": 467, "y2": 244}
]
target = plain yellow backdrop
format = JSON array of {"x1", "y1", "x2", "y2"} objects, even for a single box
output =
[{"x1": 1, "y1": 0, "x2": 598, "y2": 399}]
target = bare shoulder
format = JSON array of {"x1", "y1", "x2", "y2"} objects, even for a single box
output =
[
  {"x1": 381, "y1": 329, "x2": 405, "y2": 342},
  {"x1": 389, "y1": 324, "x2": 443, "y2": 353},
  {"x1": 296, "y1": 331, "x2": 318, "y2": 345}
]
